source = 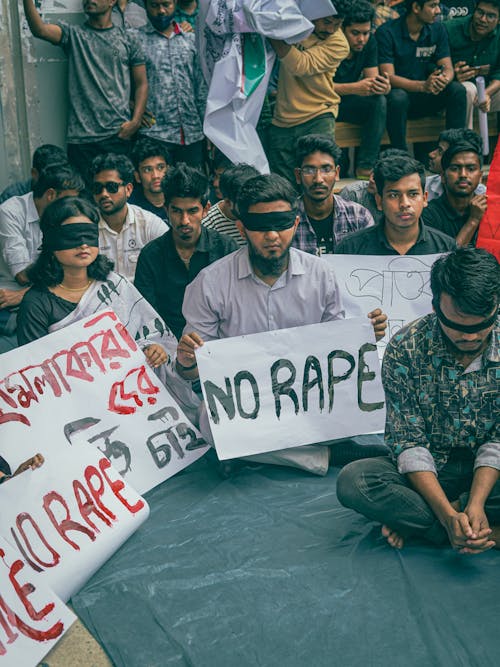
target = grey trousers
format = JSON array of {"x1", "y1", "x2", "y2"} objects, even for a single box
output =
[{"x1": 337, "y1": 452, "x2": 500, "y2": 545}]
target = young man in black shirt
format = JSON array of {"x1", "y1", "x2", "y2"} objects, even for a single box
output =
[
  {"x1": 334, "y1": 0, "x2": 391, "y2": 178},
  {"x1": 130, "y1": 139, "x2": 171, "y2": 223},
  {"x1": 377, "y1": 0, "x2": 467, "y2": 150}
]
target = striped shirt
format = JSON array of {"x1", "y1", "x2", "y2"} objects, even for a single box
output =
[{"x1": 202, "y1": 202, "x2": 245, "y2": 246}]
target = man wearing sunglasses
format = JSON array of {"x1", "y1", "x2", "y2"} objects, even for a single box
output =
[
  {"x1": 338, "y1": 247, "x2": 500, "y2": 554},
  {"x1": 445, "y1": 0, "x2": 500, "y2": 127},
  {"x1": 90, "y1": 154, "x2": 166, "y2": 282}
]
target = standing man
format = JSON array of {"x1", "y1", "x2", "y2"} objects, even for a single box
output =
[
  {"x1": 90, "y1": 154, "x2": 166, "y2": 282},
  {"x1": 292, "y1": 134, "x2": 375, "y2": 256},
  {"x1": 134, "y1": 164, "x2": 238, "y2": 339},
  {"x1": 176, "y1": 173, "x2": 387, "y2": 475},
  {"x1": 338, "y1": 248, "x2": 500, "y2": 554},
  {"x1": 137, "y1": 0, "x2": 207, "y2": 167},
  {"x1": 268, "y1": 2, "x2": 350, "y2": 183},
  {"x1": 334, "y1": 0, "x2": 391, "y2": 178},
  {"x1": 174, "y1": 0, "x2": 198, "y2": 27},
  {"x1": 336, "y1": 155, "x2": 456, "y2": 255},
  {"x1": 377, "y1": 0, "x2": 467, "y2": 151},
  {"x1": 22, "y1": 0, "x2": 148, "y2": 181},
  {"x1": 130, "y1": 139, "x2": 171, "y2": 222},
  {"x1": 445, "y1": 0, "x2": 500, "y2": 127},
  {"x1": 422, "y1": 141, "x2": 487, "y2": 245}
]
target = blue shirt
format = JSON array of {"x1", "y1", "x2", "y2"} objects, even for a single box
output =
[{"x1": 376, "y1": 16, "x2": 450, "y2": 80}]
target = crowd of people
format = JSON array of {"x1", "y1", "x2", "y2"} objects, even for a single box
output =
[{"x1": 0, "y1": 0, "x2": 498, "y2": 555}]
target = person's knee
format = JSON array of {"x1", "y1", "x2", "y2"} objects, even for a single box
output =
[
  {"x1": 446, "y1": 80, "x2": 467, "y2": 103},
  {"x1": 387, "y1": 89, "x2": 409, "y2": 111},
  {"x1": 336, "y1": 460, "x2": 365, "y2": 508}
]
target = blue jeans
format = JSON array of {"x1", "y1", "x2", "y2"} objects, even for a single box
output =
[{"x1": 337, "y1": 450, "x2": 500, "y2": 545}]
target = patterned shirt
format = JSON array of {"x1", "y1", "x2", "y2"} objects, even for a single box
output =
[
  {"x1": 136, "y1": 23, "x2": 207, "y2": 145},
  {"x1": 292, "y1": 195, "x2": 374, "y2": 256},
  {"x1": 383, "y1": 313, "x2": 500, "y2": 475},
  {"x1": 338, "y1": 181, "x2": 383, "y2": 224}
]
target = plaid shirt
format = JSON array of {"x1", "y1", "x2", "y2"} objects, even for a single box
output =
[
  {"x1": 292, "y1": 195, "x2": 374, "y2": 256},
  {"x1": 383, "y1": 314, "x2": 500, "y2": 475},
  {"x1": 136, "y1": 23, "x2": 207, "y2": 145}
]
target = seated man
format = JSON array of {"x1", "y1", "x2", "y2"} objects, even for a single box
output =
[
  {"x1": 422, "y1": 141, "x2": 486, "y2": 245},
  {"x1": 425, "y1": 127, "x2": 485, "y2": 200},
  {"x1": 134, "y1": 164, "x2": 238, "y2": 339},
  {"x1": 445, "y1": 0, "x2": 500, "y2": 127},
  {"x1": 0, "y1": 164, "x2": 84, "y2": 351},
  {"x1": 202, "y1": 163, "x2": 259, "y2": 246},
  {"x1": 377, "y1": 0, "x2": 467, "y2": 151},
  {"x1": 268, "y1": 2, "x2": 350, "y2": 183},
  {"x1": 90, "y1": 153, "x2": 166, "y2": 282},
  {"x1": 292, "y1": 134, "x2": 374, "y2": 256},
  {"x1": 130, "y1": 139, "x2": 170, "y2": 222},
  {"x1": 334, "y1": 0, "x2": 391, "y2": 178},
  {"x1": 338, "y1": 247, "x2": 500, "y2": 554},
  {"x1": 336, "y1": 154, "x2": 456, "y2": 254},
  {"x1": 176, "y1": 173, "x2": 387, "y2": 475},
  {"x1": 0, "y1": 143, "x2": 68, "y2": 204}
]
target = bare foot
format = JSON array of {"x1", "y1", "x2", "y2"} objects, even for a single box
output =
[{"x1": 381, "y1": 524, "x2": 404, "y2": 549}]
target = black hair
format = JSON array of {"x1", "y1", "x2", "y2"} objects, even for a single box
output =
[
  {"x1": 441, "y1": 141, "x2": 483, "y2": 171},
  {"x1": 373, "y1": 155, "x2": 426, "y2": 195},
  {"x1": 437, "y1": 128, "x2": 483, "y2": 155},
  {"x1": 379, "y1": 148, "x2": 412, "y2": 161},
  {"x1": 28, "y1": 196, "x2": 114, "y2": 287},
  {"x1": 340, "y1": 0, "x2": 375, "y2": 27},
  {"x1": 130, "y1": 139, "x2": 171, "y2": 170},
  {"x1": 237, "y1": 174, "x2": 298, "y2": 217},
  {"x1": 475, "y1": 0, "x2": 500, "y2": 12},
  {"x1": 213, "y1": 150, "x2": 234, "y2": 171},
  {"x1": 32, "y1": 164, "x2": 85, "y2": 199},
  {"x1": 405, "y1": 0, "x2": 427, "y2": 10},
  {"x1": 32, "y1": 144, "x2": 68, "y2": 173},
  {"x1": 89, "y1": 153, "x2": 135, "y2": 185},
  {"x1": 430, "y1": 247, "x2": 499, "y2": 317},
  {"x1": 162, "y1": 163, "x2": 210, "y2": 206},
  {"x1": 332, "y1": 0, "x2": 351, "y2": 18},
  {"x1": 295, "y1": 134, "x2": 342, "y2": 167},
  {"x1": 219, "y1": 164, "x2": 260, "y2": 202}
]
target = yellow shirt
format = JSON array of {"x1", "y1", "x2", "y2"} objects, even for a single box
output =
[{"x1": 272, "y1": 29, "x2": 349, "y2": 128}]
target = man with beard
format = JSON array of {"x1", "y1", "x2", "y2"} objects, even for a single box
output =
[
  {"x1": 338, "y1": 247, "x2": 500, "y2": 554},
  {"x1": 135, "y1": 164, "x2": 237, "y2": 339},
  {"x1": 292, "y1": 134, "x2": 375, "y2": 256},
  {"x1": 22, "y1": 0, "x2": 147, "y2": 181},
  {"x1": 91, "y1": 154, "x2": 166, "y2": 282},
  {"x1": 176, "y1": 173, "x2": 387, "y2": 474},
  {"x1": 422, "y1": 142, "x2": 487, "y2": 246}
]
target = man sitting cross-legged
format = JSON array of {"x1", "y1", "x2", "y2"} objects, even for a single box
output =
[
  {"x1": 176, "y1": 173, "x2": 387, "y2": 475},
  {"x1": 337, "y1": 247, "x2": 500, "y2": 553}
]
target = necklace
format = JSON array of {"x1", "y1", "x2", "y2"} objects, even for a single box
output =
[{"x1": 58, "y1": 279, "x2": 93, "y2": 292}]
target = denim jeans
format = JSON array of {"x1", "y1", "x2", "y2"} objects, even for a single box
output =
[
  {"x1": 337, "y1": 94, "x2": 387, "y2": 170},
  {"x1": 337, "y1": 450, "x2": 500, "y2": 545},
  {"x1": 385, "y1": 81, "x2": 467, "y2": 151}
]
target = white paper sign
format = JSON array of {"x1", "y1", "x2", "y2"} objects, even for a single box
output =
[
  {"x1": 324, "y1": 254, "x2": 441, "y2": 353},
  {"x1": 0, "y1": 311, "x2": 207, "y2": 495},
  {"x1": 0, "y1": 445, "x2": 149, "y2": 602},
  {"x1": 196, "y1": 320, "x2": 385, "y2": 460},
  {"x1": 0, "y1": 534, "x2": 75, "y2": 666}
]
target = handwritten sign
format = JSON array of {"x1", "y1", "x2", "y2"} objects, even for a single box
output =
[
  {"x1": 0, "y1": 311, "x2": 207, "y2": 495},
  {"x1": 0, "y1": 445, "x2": 149, "y2": 603},
  {"x1": 196, "y1": 320, "x2": 385, "y2": 460},
  {"x1": 324, "y1": 254, "x2": 440, "y2": 353},
  {"x1": 477, "y1": 139, "x2": 500, "y2": 260},
  {"x1": 0, "y1": 534, "x2": 75, "y2": 666}
]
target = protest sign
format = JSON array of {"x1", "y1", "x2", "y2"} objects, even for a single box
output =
[
  {"x1": 0, "y1": 534, "x2": 75, "y2": 666},
  {"x1": 0, "y1": 310, "x2": 207, "y2": 495},
  {"x1": 0, "y1": 444, "x2": 149, "y2": 602},
  {"x1": 476, "y1": 139, "x2": 500, "y2": 260},
  {"x1": 196, "y1": 320, "x2": 385, "y2": 460},
  {"x1": 323, "y1": 254, "x2": 440, "y2": 354}
]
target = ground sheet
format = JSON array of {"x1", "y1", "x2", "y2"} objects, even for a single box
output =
[{"x1": 72, "y1": 458, "x2": 500, "y2": 667}]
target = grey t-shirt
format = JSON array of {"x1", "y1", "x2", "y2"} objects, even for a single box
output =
[{"x1": 57, "y1": 21, "x2": 145, "y2": 143}]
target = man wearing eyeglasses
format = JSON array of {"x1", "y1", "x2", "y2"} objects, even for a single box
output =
[
  {"x1": 90, "y1": 154, "x2": 166, "y2": 282},
  {"x1": 292, "y1": 134, "x2": 375, "y2": 256},
  {"x1": 445, "y1": 0, "x2": 500, "y2": 127},
  {"x1": 338, "y1": 247, "x2": 500, "y2": 554}
]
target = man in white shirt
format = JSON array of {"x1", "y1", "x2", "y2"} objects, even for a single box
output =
[{"x1": 91, "y1": 154, "x2": 167, "y2": 282}]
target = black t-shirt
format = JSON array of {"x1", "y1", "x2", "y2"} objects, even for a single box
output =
[
  {"x1": 309, "y1": 213, "x2": 334, "y2": 254},
  {"x1": 334, "y1": 35, "x2": 378, "y2": 83},
  {"x1": 17, "y1": 286, "x2": 77, "y2": 345}
]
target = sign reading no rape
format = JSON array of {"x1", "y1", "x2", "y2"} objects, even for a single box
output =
[{"x1": 196, "y1": 320, "x2": 385, "y2": 460}]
